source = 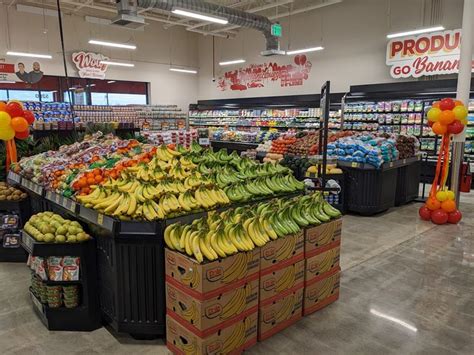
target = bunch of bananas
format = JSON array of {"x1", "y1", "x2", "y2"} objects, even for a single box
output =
[
  {"x1": 76, "y1": 145, "x2": 230, "y2": 220},
  {"x1": 164, "y1": 192, "x2": 341, "y2": 263}
]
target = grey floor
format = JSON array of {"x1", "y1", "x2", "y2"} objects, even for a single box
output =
[{"x1": 1, "y1": 193, "x2": 474, "y2": 354}]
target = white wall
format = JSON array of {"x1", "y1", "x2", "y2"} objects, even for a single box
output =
[
  {"x1": 197, "y1": 0, "x2": 466, "y2": 101},
  {"x1": 0, "y1": 4, "x2": 199, "y2": 110}
]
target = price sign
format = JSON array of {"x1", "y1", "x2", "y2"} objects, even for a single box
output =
[
  {"x1": 31, "y1": 292, "x2": 43, "y2": 312},
  {"x1": 351, "y1": 162, "x2": 358, "y2": 168},
  {"x1": 7, "y1": 171, "x2": 21, "y2": 184},
  {"x1": 46, "y1": 191, "x2": 53, "y2": 201},
  {"x1": 66, "y1": 199, "x2": 76, "y2": 213},
  {"x1": 55, "y1": 194, "x2": 61, "y2": 204},
  {"x1": 97, "y1": 213, "x2": 104, "y2": 225},
  {"x1": 3, "y1": 233, "x2": 20, "y2": 248},
  {"x1": 21, "y1": 231, "x2": 34, "y2": 252},
  {"x1": 199, "y1": 138, "x2": 210, "y2": 146}
]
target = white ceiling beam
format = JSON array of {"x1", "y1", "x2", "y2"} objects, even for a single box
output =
[
  {"x1": 211, "y1": 0, "x2": 343, "y2": 35},
  {"x1": 75, "y1": 0, "x2": 93, "y2": 13}
]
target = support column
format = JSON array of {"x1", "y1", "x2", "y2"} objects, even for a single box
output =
[{"x1": 451, "y1": 0, "x2": 473, "y2": 204}]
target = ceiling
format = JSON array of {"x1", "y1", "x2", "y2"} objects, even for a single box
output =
[{"x1": 3, "y1": 0, "x2": 342, "y2": 38}]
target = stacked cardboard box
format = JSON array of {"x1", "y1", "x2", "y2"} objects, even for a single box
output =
[
  {"x1": 165, "y1": 249, "x2": 260, "y2": 354},
  {"x1": 303, "y1": 218, "x2": 342, "y2": 315},
  {"x1": 258, "y1": 231, "x2": 305, "y2": 341}
]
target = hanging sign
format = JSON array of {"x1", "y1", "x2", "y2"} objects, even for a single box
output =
[
  {"x1": 386, "y1": 29, "x2": 474, "y2": 78},
  {"x1": 72, "y1": 52, "x2": 109, "y2": 79},
  {"x1": 217, "y1": 55, "x2": 312, "y2": 91},
  {"x1": 0, "y1": 58, "x2": 45, "y2": 84}
]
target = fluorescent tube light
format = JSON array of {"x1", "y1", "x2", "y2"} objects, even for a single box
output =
[
  {"x1": 100, "y1": 61, "x2": 135, "y2": 67},
  {"x1": 219, "y1": 59, "x2": 246, "y2": 66},
  {"x1": 172, "y1": 8, "x2": 228, "y2": 25},
  {"x1": 107, "y1": 81, "x2": 116, "y2": 84},
  {"x1": 89, "y1": 39, "x2": 136, "y2": 50},
  {"x1": 387, "y1": 26, "x2": 445, "y2": 39},
  {"x1": 6, "y1": 51, "x2": 52, "y2": 59},
  {"x1": 286, "y1": 46, "x2": 324, "y2": 55},
  {"x1": 169, "y1": 68, "x2": 198, "y2": 74},
  {"x1": 87, "y1": 84, "x2": 96, "y2": 87},
  {"x1": 370, "y1": 309, "x2": 418, "y2": 332},
  {"x1": 0, "y1": 81, "x2": 16, "y2": 84}
]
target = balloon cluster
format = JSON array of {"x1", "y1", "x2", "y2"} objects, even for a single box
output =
[
  {"x1": 420, "y1": 97, "x2": 467, "y2": 225},
  {"x1": 419, "y1": 189, "x2": 462, "y2": 225},
  {"x1": 426, "y1": 98, "x2": 468, "y2": 136},
  {"x1": 0, "y1": 101, "x2": 35, "y2": 141}
]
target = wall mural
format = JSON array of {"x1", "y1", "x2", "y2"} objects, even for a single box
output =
[{"x1": 217, "y1": 55, "x2": 312, "y2": 91}]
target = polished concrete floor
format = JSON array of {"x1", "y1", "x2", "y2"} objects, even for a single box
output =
[{"x1": 1, "y1": 193, "x2": 473, "y2": 354}]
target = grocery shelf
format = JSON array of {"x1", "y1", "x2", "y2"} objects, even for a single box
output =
[
  {"x1": 45, "y1": 191, "x2": 79, "y2": 214},
  {"x1": 337, "y1": 155, "x2": 421, "y2": 171},
  {"x1": 6, "y1": 171, "x2": 22, "y2": 185}
]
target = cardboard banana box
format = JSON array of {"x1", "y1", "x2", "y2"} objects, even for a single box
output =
[
  {"x1": 304, "y1": 218, "x2": 342, "y2": 257},
  {"x1": 166, "y1": 312, "x2": 258, "y2": 355},
  {"x1": 165, "y1": 248, "x2": 260, "y2": 299},
  {"x1": 304, "y1": 240, "x2": 340, "y2": 283},
  {"x1": 258, "y1": 286, "x2": 303, "y2": 341},
  {"x1": 166, "y1": 278, "x2": 259, "y2": 336},
  {"x1": 259, "y1": 259, "x2": 305, "y2": 302},
  {"x1": 260, "y1": 231, "x2": 304, "y2": 272},
  {"x1": 303, "y1": 267, "x2": 340, "y2": 316}
]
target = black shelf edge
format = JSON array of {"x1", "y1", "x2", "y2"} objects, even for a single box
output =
[
  {"x1": 20, "y1": 179, "x2": 44, "y2": 196},
  {"x1": 21, "y1": 231, "x2": 90, "y2": 257}
]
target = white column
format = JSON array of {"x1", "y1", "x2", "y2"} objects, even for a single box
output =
[{"x1": 451, "y1": 0, "x2": 473, "y2": 203}]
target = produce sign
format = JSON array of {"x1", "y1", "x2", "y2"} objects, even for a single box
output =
[
  {"x1": 164, "y1": 193, "x2": 340, "y2": 263},
  {"x1": 386, "y1": 29, "x2": 474, "y2": 78},
  {"x1": 218, "y1": 55, "x2": 312, "y2": 91},
  {"x1": 419, "y1": 98, "x2": 468, "y2": 225},
  {"x1": 72, "y1": 52, "x2": 109, "y2": 80}
]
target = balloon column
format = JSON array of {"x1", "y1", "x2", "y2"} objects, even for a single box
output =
[
  {"x1": 0, "y1": 101, "x2": 35, "y2": 171},
  {"x1": 419, "y1": 98, "x2": 467, "y2": 225}
]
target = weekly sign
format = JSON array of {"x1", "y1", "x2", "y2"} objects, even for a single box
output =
[{"x1": 386, "y1": 29, "x2": 474, "y2": 78}]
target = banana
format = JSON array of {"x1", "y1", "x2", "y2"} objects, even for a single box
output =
[
  {"x1": 112, "y1": 194, "x2": 130, "y2": 216},
  {"x1": 76, "y1": 187, "x2": 101, "y2": 203},
  {"x1": 191, "y1": 232, "x2": 204, "y2": 263},
  {"x1": 164, "y1": 224, "x2": 177, "y2": 250},
  {"x1": 150, "y1": 200, "x2": 165, "y2": 219},
  {"x1": 260, "y1": 215, "x2": 278, "y2": 240},
  {"x1": 209, "y1": 230, "x2": 227, "y2": 258},
  {"x1": 103, "y1": 193, "x2": 124, "y2": 214},
  {"x1": 199, "y1": 232, "x2": 218, "y2": 261},
  {"x1": 126, "y1": 193, "x2": 137, "y2": 216}
]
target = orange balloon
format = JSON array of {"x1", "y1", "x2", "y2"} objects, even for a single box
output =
[
  {"x1": 426, "y1": 198, "x2": 441, "y2": 211},
  {"x1": 454, "y1": 100, "x2": 464, "y2": 106},
  {"x1": 441, "y1": 199, "x2": 456, "y2": 213},
  {"x1": 432, "y1": 121, "x2": 447, "y2": 135},
  {"x1": 0, "y1": 102, "x2": 6, "y2": 112},
  {"x1": 10, "y1": 117, "x2": 29, "y2": 133},
  {"x1": 432, "y1": 101, "x2": 441, "y2": 109},
  {"x1": 438, "y1": 110, "x2": 455, "y2": 125}
]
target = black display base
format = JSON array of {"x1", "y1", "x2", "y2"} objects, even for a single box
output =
[{"x1": 0, "y1": 245, "x2": 27, "y2": 262}]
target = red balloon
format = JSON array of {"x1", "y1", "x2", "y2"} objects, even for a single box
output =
[
  {"x1": 23, "y1": 110, "x2": 35, "y2": 124},
  {"x1": 447, "y1": 120, "x2": 465, "y2": 134},
  {"x1": 418, "y1": 206, "x2": 432, "y2": 221},
  {"x1": 431, "y1": 209, "x2": 449, "y2": 224},
  {"x1": 15, "y1": 128, "x2": 29, "y2": 140},
  {"x1": 439, "y1": 98, "x2": 455, "y2": 111},
  {"x1": 5, "y1": 102, "x2": 23, "y2": 118},
  {"x1": 447, "y1": 210, "x2": 462, "y2": 224},
  {"x1": 299, "y1": 55, "x2": 307, "y2": 65},
  {"x1": 294, "y1": 55, "x2": 301, "y2": 66}
]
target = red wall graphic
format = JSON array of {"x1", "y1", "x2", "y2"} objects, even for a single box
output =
[{"x1": 218, "y1": 55, "x2": 312, "y2": 91}]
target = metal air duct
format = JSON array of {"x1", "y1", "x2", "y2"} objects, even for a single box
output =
[{"x1": 114, "y1": 0, "x2": 283, "y2": 55}]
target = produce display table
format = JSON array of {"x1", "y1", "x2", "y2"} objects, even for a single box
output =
[
  {"x1": 210, "y1": 140, "x2": 258, "y2": 154},
  {"x1": 12, "y1": 173, "x2": 303, "y2": 338},
  {"x1": 338, "y1": 155, "x2": 421, "y2": 215}
]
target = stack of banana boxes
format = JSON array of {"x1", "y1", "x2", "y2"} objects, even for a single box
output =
[{"x1": 165, "y1": 218, "x2": 342, "y2": 354}]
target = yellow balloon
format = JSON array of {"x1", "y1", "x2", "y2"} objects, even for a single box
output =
[
  {"x1": 427, "y1": 107, "x2": 441, "y2": 122},
  {"x1": 453, "y1": 105, "x2": 468, "y2": 121},
  {"x1": 461, "y1": 117, "x2": 468, "y2": 125},
  {"x1": 0, "y1": 126, "x2": 15, "y2": 141},
  {"x1": 0, "y1": 111, "x2": 11, "y2": 129}
]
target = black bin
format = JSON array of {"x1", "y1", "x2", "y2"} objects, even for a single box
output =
[{"x1": 395, "y1": 160, "x2": 421, "y2": 206}]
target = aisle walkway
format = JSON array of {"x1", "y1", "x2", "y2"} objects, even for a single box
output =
[{"x1": 0, "y1": 197, "x2": 473, "y2": 354}]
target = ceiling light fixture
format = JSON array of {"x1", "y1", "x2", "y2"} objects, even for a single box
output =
[
  {"x1": 89, "y1": 39, "x2": 136, "y2": 50},
  {"x1": 87, "y1": 84, "x2": 96, "y2": 87},
  {"x1": 286, "y1": 46, "x2": 324, "y2": 55},
  {"x1": 100, "y1": 60, "x2": 135, "y2": 67},
  {"x1": 219, "y1": 59, "x2": 246, "y2": 66},
  {"x1": 172, "y1": 8, "x2": 228, "y2": 25},
  {"x1": 387, "y1": 26, "x2": 445, "y2": 39},
  {"x1": 169, "y1": 68, "x2": 198, "y2": 74},
  {"x1": 107, "y1": 81, "x2": 116, "y2": 84},
  {"x1": 6, "y1": 51, "x2": 52, "y2": 59},
  {"x1": 0, "y1": 81, "x2": 16, "y2": 84}
]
